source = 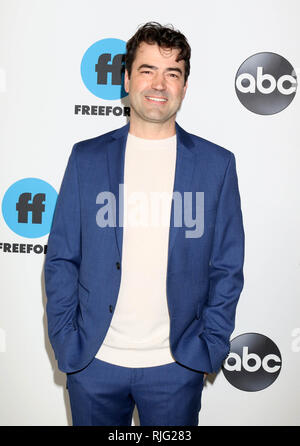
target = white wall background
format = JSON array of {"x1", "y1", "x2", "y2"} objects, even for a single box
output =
[{"x1": 0, "y1": 0, "x2": 299, "y2": 426}]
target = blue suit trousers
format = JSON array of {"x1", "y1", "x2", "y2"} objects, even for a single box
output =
[{"x1": 66, "y1": 357, "x2": 205, "y2": 426}]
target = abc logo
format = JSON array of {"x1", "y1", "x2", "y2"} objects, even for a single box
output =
[
  {"x1": 81, "y1": 38, "x2": 127, "y2": 100},
  {"x1": 235, "y1": 52, "x2": 297, "y2": 115},
  {"x1": 2, "y1": 178, "x2": 57, "y2": 238},
  {"x1": 222, "y1": 333, "x2": 282, "y2": 391}
]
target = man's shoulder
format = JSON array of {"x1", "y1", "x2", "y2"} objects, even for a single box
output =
[
  {"x1": 71, "y1": 124, "x2": 128, "y2": 156},
  {"x1": 182, "y1": 126, "x2": 233, "y2": 161}
]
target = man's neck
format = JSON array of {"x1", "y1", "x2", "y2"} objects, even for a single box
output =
[{"x1": 128, "y1": 117, "x2": 176, "y2": 140}]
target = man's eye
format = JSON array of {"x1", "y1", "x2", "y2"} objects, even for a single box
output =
[
  {"x1": 141, "y1": 71, "x2": 151, "y2": 74},
  {"x1": 169, "y1": 73, "x2": 179, "y2": 78}
]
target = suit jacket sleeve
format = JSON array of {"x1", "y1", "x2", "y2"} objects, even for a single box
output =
[
  {"x1": 44, "y1": 144, "x2": 81, "y2": 360},
  {"x1": 200, "y1": 152, "x2": 245, "y2": 372}
]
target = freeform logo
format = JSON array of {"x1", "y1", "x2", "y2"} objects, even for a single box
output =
[
  {"x1": 235, "y1": 52, "x2": 297, "y2": 115},
  {"x1": 81, "y1": 38, "x2": 127, "y2": 100},
  {"x1": 17, "y1": 192, "x2": 45, "y2": 224},
  {"x1": 222, "y1": 333, "x2": 282, "y2": 391},
  {"x1": 2, "y1": 178, "x2": 57, "y2": 238}
]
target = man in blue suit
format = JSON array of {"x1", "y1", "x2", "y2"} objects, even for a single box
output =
[{"x1": 44, "y1": 22, "x2": 244, "y2": 426}]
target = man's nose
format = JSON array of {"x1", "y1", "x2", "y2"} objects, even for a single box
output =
[{"x1": 151, "y1": 72, "x2": 166, "y2": 90}]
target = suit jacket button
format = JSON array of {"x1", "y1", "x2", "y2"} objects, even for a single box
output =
[
  {"x1": 116, "y1": 262, "x2": 121, "y2": 270},
  {"x1": 109, "y1": 305, "x2": 113, "y2": 313}
]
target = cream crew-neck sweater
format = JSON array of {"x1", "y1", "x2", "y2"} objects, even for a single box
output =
[{"x1": 95, "y1": 132, "x2": 177, "y2": 367}]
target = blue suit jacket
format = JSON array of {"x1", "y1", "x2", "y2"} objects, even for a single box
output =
[{"x1": 44, "y1": 121, "x2": 245, "y2": 374}]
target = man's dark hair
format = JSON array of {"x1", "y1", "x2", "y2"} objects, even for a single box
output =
[{"x1": 125, "y1": 22, "x2": 191, "y2": 84}]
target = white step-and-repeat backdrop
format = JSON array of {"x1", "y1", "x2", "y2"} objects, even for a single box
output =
[{"x1": 1, "y1": 0, "x2": 299, "y2": 426}]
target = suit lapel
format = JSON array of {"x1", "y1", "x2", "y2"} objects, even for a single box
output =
[
  {"x1": 106, "y1": 122, "x2": 129, "y2": 259},
  {"x1": 106, "y1": 121, "x2": 196, "y2": 261},
  {"x1": 167, "y1": 122, "x2": 196, "y2": 261}
]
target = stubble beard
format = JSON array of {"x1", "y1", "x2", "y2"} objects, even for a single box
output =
[{"x1": 129, "y1": 95, "x2": 180, "y2": 125}]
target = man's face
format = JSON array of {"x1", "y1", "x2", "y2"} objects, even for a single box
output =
[{"x1": 124, "y1": 42, "x2": 188, "y2": 125}]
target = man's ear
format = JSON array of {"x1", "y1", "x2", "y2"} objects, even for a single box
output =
[
  {"x1": 124, "y1": 69, "x2": 130, "y2": 93},
  {"x1": 182, "y1": 80, "x2": 188, "y2": 99}
]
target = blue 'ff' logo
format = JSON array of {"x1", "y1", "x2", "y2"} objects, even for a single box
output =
[
  {"x1": 81, "y1": 38, "x2": 127, "y2": 100},
  {"x1": 2, "y1": 178, "x2": 57, "y2": 238}
]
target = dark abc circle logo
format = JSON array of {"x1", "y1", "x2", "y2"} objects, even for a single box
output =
[
  {"x1": 2, "y1": 178, "x2": 57, "y2": 238},
  {"x1": 222, "y1": 333, "x2": 282, "y2": 391},
  {"x1": 235, "y1": 52, "x2": 297, "y2": 115},
  {"x1": 81, "y1": 38, "x2": 127, "y2": 100}
]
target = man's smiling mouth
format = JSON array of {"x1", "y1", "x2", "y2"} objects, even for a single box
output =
[{"x1": 145, "y1": 96, "x2": 168, "y2": 103}]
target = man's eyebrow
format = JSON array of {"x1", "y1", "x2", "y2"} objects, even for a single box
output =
[
  {"x1": 137, "y1": 64, "x2": 157, "y2": 71},
  {"x1": 137, "y1": 64, "x2": 183, "y2": 75},
  {"x1": 165, "y1": 67, "x2": 183, "y2": 75}
]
